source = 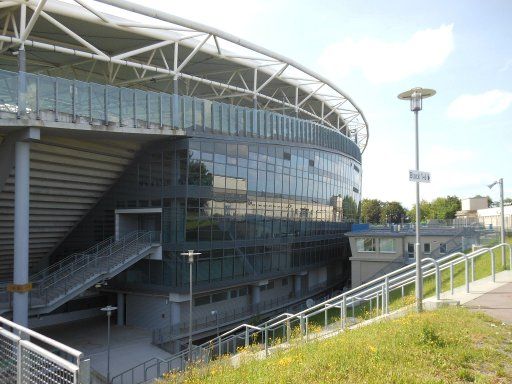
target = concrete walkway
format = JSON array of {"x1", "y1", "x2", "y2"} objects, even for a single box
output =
[
  {"x1": 465, "y1": 282, "x2": 512, "y2": 324},
  {"x1": 39, "y1": 317, "x2": 172, "y2": 381},
  {"x1": 425, "y1": 269, "x2": 512, "y2": 322}
]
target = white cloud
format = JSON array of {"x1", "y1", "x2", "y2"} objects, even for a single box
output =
[
  {"x1": 446, "y1": 90, "x2": 512, "y2": 119},
  {"x1": 317, "y1": 24, "x2": 454, "y2": 84}
]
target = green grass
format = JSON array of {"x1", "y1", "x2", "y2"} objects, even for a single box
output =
[{"x1": 161, "y1": 306, "x2": 512, "y2": 384}]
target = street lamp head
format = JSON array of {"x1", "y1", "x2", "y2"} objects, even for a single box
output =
[
  {"x1": 181, "y1": 249, "x2": 202, "y2": 263},
  {"x1": 101, "y1": 305, "x2": 117, "y2": 316},
  {"x1": 488, "y1": 181, "x2": 498, "y2": 189},
  {"x1": 398, "y1": 87, "x2": 436, "y2": 112}
]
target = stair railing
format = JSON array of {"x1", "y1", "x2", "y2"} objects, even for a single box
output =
[{"x1": 113, "y1": 242, "x2": 511, "y2": 384}]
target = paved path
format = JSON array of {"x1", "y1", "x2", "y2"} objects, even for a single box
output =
[
  {"x1": 423, "y1": 269, "x2": 512, "y2": 323},
  {"x1": 40, "y1": 317, "x2": 172, "y2": 381},
  {"x1": 464, "y1": 282, "x2": 512, "y2": 324}
]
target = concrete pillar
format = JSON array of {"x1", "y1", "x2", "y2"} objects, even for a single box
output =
[
  {"x1": 294, "y1": 275, "x2": 302, "y2": 298},
  {"x1": 13, "y1": 141, "x2": 30, "y2": 327},
  {"x1": 117, "y1": 293, "x2": 125, "y2": 326},
  {"x1": 251, "y1": 285, "x2": 260, "y2": 309},
  {"x1": 170, "y1": 301, "x2": 181, "y2": 327}
]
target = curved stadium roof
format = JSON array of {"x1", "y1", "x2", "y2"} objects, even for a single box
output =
[{"x1": 0, "y1": 0, "x2": 368, "y2": 152}]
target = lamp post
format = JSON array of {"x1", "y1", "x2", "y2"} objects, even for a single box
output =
[
  {"x1": 100, "y1": 305, "x2": 117, "y2": 384},
  {"x1": 398, "y1": 87, "x2": 436, "y2": 312},
  {"x1": 181, "y1": 250, "x2": 201, "y2": 364},
  {"x1": 211, "y1": 310, "x2": 219, "y2": 338},
  {"x1": 488, "y1": 178, "x2": 506, "y2": 264}
]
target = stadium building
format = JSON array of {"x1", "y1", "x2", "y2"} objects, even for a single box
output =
[{"x1": 0, "y1": 0, "x2": 368, "y2": 358}]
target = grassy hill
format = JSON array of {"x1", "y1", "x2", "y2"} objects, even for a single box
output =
[{"x1": 161, "y1": 307, "x2": 512, "y2": 384}]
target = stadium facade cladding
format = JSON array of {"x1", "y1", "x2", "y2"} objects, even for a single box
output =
[{"x1": 0, "y1": 0, "x2": 367, "y2": 351}]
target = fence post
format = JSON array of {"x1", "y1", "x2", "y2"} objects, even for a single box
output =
[{"x1": 17, "y1": 339, "x2": 22, "y2": 384}]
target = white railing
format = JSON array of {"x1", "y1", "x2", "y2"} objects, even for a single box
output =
[
  {"x1": 0, "y1": 316, "x2": 89, "y2": 384},
  {"x1": 112, "y1": 242, "x2": 511, "y2": 384}
]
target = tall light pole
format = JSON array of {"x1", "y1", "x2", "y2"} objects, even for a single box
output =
[
  {"x1": 181, "y1": 250, "x2": 201, "y2": 363},
  {"x1": 398, "y1": 87, "x2": 436, "y2": 312},
  {"x1": 488, "y1": 178, "x2": 506, "y2": 264},
  {"x1": 100, "y1": 305, "x2": 117, "y2": 384}
]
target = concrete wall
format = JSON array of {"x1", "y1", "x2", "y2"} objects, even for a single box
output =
[
  {"x1": 30, "y1": 308, "x2": 102, "y2": 329},
  {"x1": 308, "y1": 266, "x2": 327, "y2": 289},
  {"x1": 126, "y1": 293, "x2": 170, "y2": 330}
]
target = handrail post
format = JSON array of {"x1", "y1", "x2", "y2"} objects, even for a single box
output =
[
  {"x1": 217, "y1": 335, "x2": 221, "y2": 356},
  {"x1": 341, "y1": 295, "x2": 347, "y2": 330},
  {"x1": 324, "y1": 305, "x2": 328, "y2": 327},
  {"x1": 490, "y1": 249, "x2": 496, "y2": 283},
  {"x1": 450, "y1": 263, "x2": 454, "y2": 294},
  {"x1": 435, "y1": 263, "x2": 440, "y2": 301},
  {"x1": 384, "y1": 276, "x2": 389, "y2": 315},
  {"x1": 245, "y1": 327, "x2": 249, "y2": 348},
  {"x1": 299, "y1": 313, "x2": 304, "y2": 340},
  {"x1": 465, "y1": 256, "x2": 470, "y2": 293},
  {"x1": 264, "y1": 324, "x2": 268, "y2": 357},
  {"x1": 470, "y1": 257, "x2": 475, "y2": 282},
  {"x1": 286, "y1": 319, "x2": 291, "y2": 342}
]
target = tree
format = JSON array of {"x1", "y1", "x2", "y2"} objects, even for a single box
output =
[
  {"x1": 361, "y1": 199, "x2": 382, "y2": 223},
  {"x1": 342, "y1": 196, "x2": 358, "y2": 221},
  {"x1": 380, "y1": 201, "x2": 406, "y2": 224},
  {"x1": 429, "y1": 196, "x2": 461, "y2": 219},
  {"x1": 408, "y1": 200, "x2": 431, "y2": 222}
]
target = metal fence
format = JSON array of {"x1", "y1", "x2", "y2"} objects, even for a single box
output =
[
  {"x1": 112, "y1": 242, "x2": 511, "y2": 384},
  {"x1": 0, "y1": 316, "x2": 89, "y2": 384}
]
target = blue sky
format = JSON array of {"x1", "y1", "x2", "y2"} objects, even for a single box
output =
[{"x1": 145, "y1": 0, "x2": 512, "y2": 208}]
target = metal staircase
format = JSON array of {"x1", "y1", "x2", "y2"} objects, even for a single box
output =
[{"x1": 0, "y1": 231, "x2": 160, "y2": 315}]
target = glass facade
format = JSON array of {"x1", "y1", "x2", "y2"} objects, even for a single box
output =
[{"x1": 55, "y1": 132, "x2": 361, "y2": 292}]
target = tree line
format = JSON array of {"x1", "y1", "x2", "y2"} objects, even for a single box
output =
[{"x1": 361, "y1": 196, "x2": 462, "y2": 224}]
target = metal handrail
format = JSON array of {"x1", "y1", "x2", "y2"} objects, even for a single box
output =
[
  {"x1": 115, "y1": 242, "x2": 511, "y2": 384},
  {"x1": 1, "y1": 231, "x2": 160, "y2": 312},
  {"x1": 32, "y1": 231, "x2": 158, "y2": 304}
]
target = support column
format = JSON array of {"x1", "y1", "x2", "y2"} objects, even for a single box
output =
[
  {"x1": 13, "y1": 141, "x2": 30, "y2": 327},
  {"x1": 117, "y1": 293, "x2": 125, "y2": 326},
  {"x1": 294, "y1": 275, "x2": 302, "y2": 298},
  {"x1": 251, "y1": 285, "x2": 260, "y2": 310},
  {"x1": 170, "y1": 301, "x2": 181, "y2": 328}
]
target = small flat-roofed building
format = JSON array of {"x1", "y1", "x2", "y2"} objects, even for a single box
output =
[{"x1": 346, "y1": 224, "x2": 481, "y2": 287}]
